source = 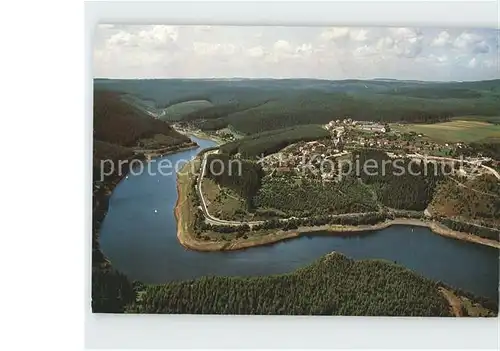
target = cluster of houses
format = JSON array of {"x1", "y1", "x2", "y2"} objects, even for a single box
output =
[
  {"x1": 214, "y1": 129, "x2": 236, "y2": 141},
  {"x1": 258, "y1": 117, "x2": 497, "y2": 182},
  {"x1": 259, "y1": 139, "x2": 348, "y2": 179},
  {"x1": 325, "y1": 118, "x2": 389, "y2": 134}
]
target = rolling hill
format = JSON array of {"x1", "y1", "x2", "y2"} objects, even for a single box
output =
[{"x1": 94, "y1": 78, "x2": 500, "y2": 135}]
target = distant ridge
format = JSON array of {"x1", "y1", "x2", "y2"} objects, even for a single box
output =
[{"x1": 93, "y1": 77, "x2": 500, "y2": 84}]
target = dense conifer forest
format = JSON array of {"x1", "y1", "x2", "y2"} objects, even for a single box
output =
[
  {"x1": 219, "y1": 125, "x2": 330, "y2": 158},
  {"x1": 93, "y1": 91, "x2": 191, "y2": 146},
  {"x1": 355, "y1": 149, "x2": 450, "y2": 210},
  {"x1": 253, "y1": 175, "x2": 379, "y2": 217},
  {"x1": 95, "y1": 78, "x2": 500, "y2": 136},
  {"x1": 91, "y1": 81, "x2": 500, "y2": 315},
  {"x1": 126, "y1": 253, "x2": 452, "y2": 316}
]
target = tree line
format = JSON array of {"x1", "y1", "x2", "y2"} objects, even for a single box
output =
[
  {"x1": 439, "y1": 218, "x2": 499, "y2": 242},
  {"x1": 193, "y1": 209, "x2": 422, "y2": 235},
  {"x1": 94, "y1": 91, "x2": 191, "y2": 147},
  {"x1": 219, "y1": 124, "x2": 330, "y2": 158}
]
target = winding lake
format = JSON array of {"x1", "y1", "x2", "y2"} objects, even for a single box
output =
[{"x1": 99, "y1": 136, "x2": 499, "y2": 300}]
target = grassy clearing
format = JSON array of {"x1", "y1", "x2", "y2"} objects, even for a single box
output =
[
  {"x1": 392, "y1": 120, "x2": 500, "y2": 143},
  {"x1": 451, "y1": 115, "x2": 500, "y2": 125},
  {"x1": 202, "y1": 178, "x2": 249, "y2": 221},
  {"x1": 162, "y1": 100, "x2": 214, "y2": 120}
]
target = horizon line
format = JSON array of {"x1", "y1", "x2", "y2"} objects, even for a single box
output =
[{"x1": 93, "y1": 77, "x2": 500, "y2": 83}]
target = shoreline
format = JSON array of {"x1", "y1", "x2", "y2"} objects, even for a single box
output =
[
  {"x1": 140, "y1": 141, "x2": 198, "y2": 160},
  {"x1": 174, "y1": 165, "x2": 500, "y2": 251},
  {"x1": 94, "y1": 140, "x2": 197, "y2": 265},
  {"x1": 172, "y1": 136, "x2": 499, "y2": 252},
  {"x1": 175, "y1": 128, "x2": 226, "y2": 146},
  {"x1": 176, "y1": 213, "x2": 500, "y2": 252}
]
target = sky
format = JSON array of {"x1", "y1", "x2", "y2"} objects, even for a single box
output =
[{"x1": 93, "y1": 25, "x2": 499, "y2": 81}]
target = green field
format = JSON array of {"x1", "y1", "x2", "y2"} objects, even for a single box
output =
[
  {"x1": 392, "y1": 120, "x2": 500, "y2": 143},
  {"x1": 161, "y1": 100, "x2": 214, "y2": 120},
  {"x1": 202, "y1": 178, "x2": 249, "y2": 220},
  {"x1": 451, "y1": 115, "x2": 500, "y2": 125}
]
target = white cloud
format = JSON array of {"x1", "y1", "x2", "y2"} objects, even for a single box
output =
[
  {"x1": 320, "y1": 27, "x2": 369, "y2": 42},
  {"x1": 376, "y1": 36, "x2": 394, "y2": 50},
  {"x1": 431, "y1": 31, "x2": 451, "y2": 47},
  {"x1": 295, "y1": 43, "x2": 313, "y2": 57},
  {"x1": 107, "y1": 31, "x2": 134, "y2": 47},
  {"x1": 269, "y1": 40, "x2": 315, "y2": 62},
  {"x1": 193, "y1": 42, "x2": 237, "y2": 56},
  {"x1": 247, "y1": 46, "x2": 265, "y2": 58},
  {"x1": 386, "y1": 27, "x2": 424, "y2": 58},
  {"x1": 107, "y1": 25, "x2": 178, "y2": 49},
  {"x1": 94, "y1": 25, "x2": 499, "y2": 80},
  {"x1": 351, "y1": 29, "x2": 369, "y2": 42},
  {"x1": 273, "y1": 40, "x2": 293, "y2": 52},
  {"x1": 138, "y1": 25, "x2": 178, "y2": 45},
  {"x1": 358, "y1": 28, "x2": 423, "y2": 59},
  {"x1": 473, "y1": 41, "x2": 490, "y2": 54},
  {"x1": 467, "y1": 57, "x2": 477, "y2": 68},
  {"x1": 452, "y1": 31, "x2": 490, "y2": 54},
  {"x1": 354, "y1": 44, "x2": 378, "y2": 57},
  {"x1": 454, "y1": 32, "x2": 482, "y2": 49},
  {"x1": 320, "y1": 27, "x2": 350, "y2": 41},
  {"x1": 434, "y1": 55, "x2": 448, "y2": 63}
]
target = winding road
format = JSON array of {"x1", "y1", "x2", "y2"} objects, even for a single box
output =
[
  {"x1": 195, "y1": 147, "x2": 500, "y2": 227},
  {"x1": 197, "y1": 150, "x2": 266, "y2": 227}
]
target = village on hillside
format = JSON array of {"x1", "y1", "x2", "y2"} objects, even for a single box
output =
[{"x1": 257, "y1": 118, "x2": 496, "y2": 182}]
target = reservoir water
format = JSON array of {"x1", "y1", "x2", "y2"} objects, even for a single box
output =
[{"x1": 99, "y1": 136, "x2": 499, "y2": 300}]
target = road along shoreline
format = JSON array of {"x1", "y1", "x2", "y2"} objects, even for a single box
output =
[
  {"x1": 136, "y1": 142, "x2": 198, "y2": 160},
  {"x1": 174, "y1": 159, "x2": 500, "y2": 252}
]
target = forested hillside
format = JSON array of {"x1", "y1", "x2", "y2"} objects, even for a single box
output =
[
  {"x1": 93, "y1": 91, "x2": 191, "y2": 146},
  {"x1": 91, "y1": 80, "x2": 500, "y2": 315},
  {"x1": 92, "y1": 90, "x2": 192, "y2": 313},
  {"x1": 220, "y1": 124, "x2": 330, "y2": 158},
  {"x1": 431, "y1": 174, "x2": 500, "y2": 225},
  {"x1": 355, "y1": 149, "x2": 450, "y2": 211},
  {"x1": 95, "y1": 78, "x2": 500, "y2": 135},
  {"x1": 127, "y1": 253, "x2": 452, "y2": 316},
  {"x1": 253, "y1": 175, "x2": 379, "y2": 217}
]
